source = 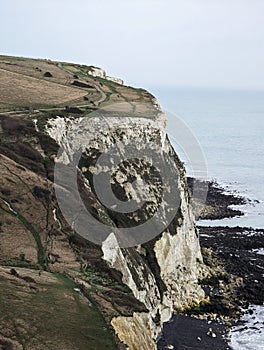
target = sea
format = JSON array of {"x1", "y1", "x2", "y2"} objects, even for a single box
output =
[
  {"x1": 150, "y1": 86, "x2": 264, "y2": 228},
  {"x1": 149, "y1": 86, "x2": 264, "y2": 350}
]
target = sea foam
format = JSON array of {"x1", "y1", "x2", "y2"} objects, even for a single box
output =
[{"x1": 229, "y1": 305, "x2": 264, "y2": 350}]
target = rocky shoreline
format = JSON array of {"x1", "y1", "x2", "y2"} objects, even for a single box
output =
[
  {"x1": 157, "y1": 314, "x2": 231, "y2": 350},
  {"x1": 187, "y1": 177, "x2": 248, "y2": 220},
  {"x1": 199, "y1": 226, "x2": 264, "y2": 307},
  {"x1": 157, "y1": 180, "x2": 264, "y2": 350}
]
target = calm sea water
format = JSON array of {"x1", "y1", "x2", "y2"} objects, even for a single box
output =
[
  {"x1": 150, "y1": 86, "x2": 264, "y2": 349},
  {"x1": 150, "y1": 86, "x2": 264, "y2": 229}
]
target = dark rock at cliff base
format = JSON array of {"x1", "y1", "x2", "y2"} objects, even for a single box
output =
[
  {"x1": 199, "y1": 226, "x2": 264, "y2": 306},
  {"x1": 157, "y1": 315, "x2": 231, "y2": 350},
  {"x1": 187, "y1": 177, "x2": 247, "y2": 220},
  {"x1": 158, "y1": 225, "x2": 264, "y2": 350}
]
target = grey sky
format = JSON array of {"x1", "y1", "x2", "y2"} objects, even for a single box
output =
[{"x1": 2, "y1": 0, "x2": 264, "y2": 90}]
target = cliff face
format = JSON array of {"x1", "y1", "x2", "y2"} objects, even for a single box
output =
[
  {"x1": 46, "y1": 102, "x2": 206, "y2": 349},
  {"x1": 0, "y1": 56, "x2": 207, "y2": 350}
]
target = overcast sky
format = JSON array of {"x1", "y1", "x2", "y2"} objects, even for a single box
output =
[{"x1": 2, "y1": 0, "x2": 264, "y2": 90}]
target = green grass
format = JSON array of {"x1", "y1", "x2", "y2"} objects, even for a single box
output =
[
  {"x1": 0, "y1": 269, "x2": 117, "y2": 350},
  {"x1": 0, "y1": 198, "x2": 45, "y2": 267},
  {"x1": 82, "y1": 265, "x2": 132, "y2": 294},
  {"x1": 16, "y1": 212, "x2": 45, "y2": 266}
]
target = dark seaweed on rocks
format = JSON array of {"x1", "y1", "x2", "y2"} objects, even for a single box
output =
[
  {"x1": 199, "y1": 226, "x2": 264, "y2": 306},
  {"x1": 187, "y1": 177, "x2": 247, "y2": 220}
]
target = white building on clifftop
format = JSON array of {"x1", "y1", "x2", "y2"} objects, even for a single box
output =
[{"x1": 88, "y1": 66, "x2": 124, "y2": 85}]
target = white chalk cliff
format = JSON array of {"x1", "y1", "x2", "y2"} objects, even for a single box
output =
[{"x1": 46, "y1": 99, "x2": 207, "y2": 349}]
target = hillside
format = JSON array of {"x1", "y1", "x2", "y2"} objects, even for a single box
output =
[
  {"x1": 0, "y1": 55, "x2": 152, "y2": 112},
  {"x1": 0, "y1": 56, "x2": 206, "y2": 350}
]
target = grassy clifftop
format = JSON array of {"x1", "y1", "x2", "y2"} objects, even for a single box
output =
[{"x1": 0, "y1": 55, "x2": 154, "y2": 112}]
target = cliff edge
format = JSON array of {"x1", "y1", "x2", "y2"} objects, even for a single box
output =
[{"x1": 0, "y1": 55, "x2": 208, "y2": 350}]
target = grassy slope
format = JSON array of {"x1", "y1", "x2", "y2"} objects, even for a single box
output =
[
  {"x1": 0, "y1": 267, "x2": 117, "y2": 350},
  {"x1": 0, "y1": 55, "x2": 153, "y2": 112},
  {"x1": 0, "y1": 55, "x2": 154, "y2": 349}
]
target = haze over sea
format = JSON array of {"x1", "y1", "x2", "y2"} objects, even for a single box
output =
[{"x1": 151, "y1": 87, "x2": 264, "y2": 229}]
